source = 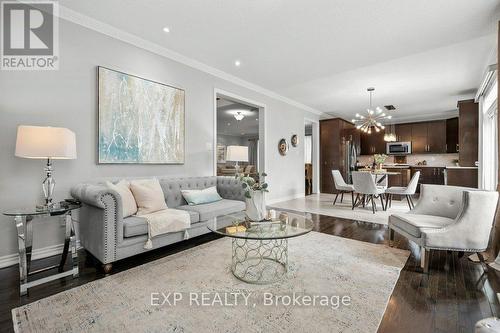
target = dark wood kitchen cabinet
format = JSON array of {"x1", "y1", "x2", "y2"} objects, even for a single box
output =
[
  {"x1": 410, "y1": 121, "x2": 446, "y2": 154},
  {"x1": 359, "y1": 119, "x2": 454, "y2": 156},
  {"x1": 457, "y1": 100, "x2": 479, "y2": 167},
  {"x1": 427, "y1": 120, "x2": 447, "y2": 153},
  {"x1": 446, "y1": 117, "x2": 459, "y2": 153},
  {"x1": 445, "y1": 168, "x2": 478, "y2": 188},
  {"x1": 320, "y1": 118, "x2": 355, "y2": 193},
  {"x1": 411, "y1": 122, "x2": 428, "y2": 154},
  {"x1": 360, "y1": 130, "x2": 386, "y2": 155},
  {"x1": 411, "y1": 166, "x2": 445, "y2": 192},
  {"x1": 360, "y1": 132, "x2": 371, "y2": 155},
  {"x1": 395, "y1": 123, "x2": 412, "y2": 142}
]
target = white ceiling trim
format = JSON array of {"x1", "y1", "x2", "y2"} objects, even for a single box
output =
[
  {"x1": 387, "y1": 110, "x2": 459, "y2": 124},
  {"x1": 58, "y1": 5, "x2": 327, "y2": 117}
]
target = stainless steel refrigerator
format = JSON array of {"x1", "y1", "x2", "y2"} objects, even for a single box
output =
[{"x1": 342, "y1": 136, "x2": 358, "y2": 184}]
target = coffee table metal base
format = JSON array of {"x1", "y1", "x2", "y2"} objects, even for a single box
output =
[{"x1": 231, "y1": 238, "x2": 288, "y2": 284}]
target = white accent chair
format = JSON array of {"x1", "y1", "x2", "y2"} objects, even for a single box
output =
[
  {"x1": 389, "y1": 184, "x2": 498, "y2": 273},
  {"x1": 331, "y1": 170, "x2": 355, "y2": 207},
  {"x1": 351, "y1": 171, "x2": 386, "y2": 213},
  {"x1": 385, "y1": 171, "x2": 420, "y2": 210}
]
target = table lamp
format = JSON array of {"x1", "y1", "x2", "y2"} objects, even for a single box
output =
[
  {"x1": 226, "y1": 145, "x2": 248, "y2": 173},
  {"x1": 15, "y1": 125, "x2": 77, "y2": 208}
]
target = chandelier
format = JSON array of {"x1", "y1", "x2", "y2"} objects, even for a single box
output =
[
  {"x1": 352, "y1": 87, "x2": 392, "y2": 134},
  {"x1": 384, "y1": 125, "x2": 397, "y2": 142},
  {"x1": 234, "y1": 111, "x2": 244, "y2": 121}
]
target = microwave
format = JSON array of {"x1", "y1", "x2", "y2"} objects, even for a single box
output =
[{"x1": 387, "y1": 142, "x2": 412, "y2": 155}]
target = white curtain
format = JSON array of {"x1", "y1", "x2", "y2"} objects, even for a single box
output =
[
  {"x1": 479, "y1": 78, "x2": 498, "y2": 191},
  {"x1": 304, "y1": 135, "x2": 312, "y2": 164},
  {"x1": 477, "y1": 75, "x2": 500, "y2": 271}
]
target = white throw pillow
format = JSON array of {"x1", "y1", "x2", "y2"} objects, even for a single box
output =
[
  {"x1": 105, "y1": 180, "x2": 138, "y2": 218},
  {"x1": 129, "y1": 178, "x2": 168, "y2": 216}
]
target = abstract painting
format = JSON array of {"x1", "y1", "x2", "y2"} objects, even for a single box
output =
[{"x1": 98, "y1": 66, "x2": 185, "y2": 164}]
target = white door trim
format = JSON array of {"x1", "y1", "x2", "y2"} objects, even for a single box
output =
[
  {"x1": 305, "y1": 117, "x2": 320, "y2": 193},
  {"x1": 213, "y1": 88, "x2": 267, "y2": 177}
]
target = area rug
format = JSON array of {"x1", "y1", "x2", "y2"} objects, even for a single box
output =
[
  {"x1": 13, "y1": 232, "x2": 409, "y2": 333},
  {"x1": 272, "y1": 193, "x2": 412, "y2": 225}
]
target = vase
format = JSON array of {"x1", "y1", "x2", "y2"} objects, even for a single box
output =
[{"x1": 245, "y1": 190, "x2": 266, "y2": 221}]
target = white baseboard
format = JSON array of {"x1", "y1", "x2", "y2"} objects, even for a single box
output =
[
  {"x1": 267, "y1": 193, "x2": 305, "y2": 205},
  {"x1": 0, "y1": 242, "x2": 82, "y2": 269}
]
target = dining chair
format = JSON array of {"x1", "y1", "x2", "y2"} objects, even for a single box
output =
[
  {"x1": 331, "y1": 170, "x2": 355, "y2": 207},
  {"x1": 351, "y1": 171, "x2": 386, "y2": 213},
  {"x1": 385, "y1": 171, "x2": 420, "y2": 210}
]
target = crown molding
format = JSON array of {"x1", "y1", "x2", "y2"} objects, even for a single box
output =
[
  {"x1": 386, "y1": 110, "x2": 459, "y2": 124},
  {"x1": 57, "y1": 5, "x2": 326, "y2": 117}
]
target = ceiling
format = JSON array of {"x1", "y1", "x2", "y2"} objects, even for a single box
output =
[
  {"x1": 62, "y1": 0, "x2": 500, "y2": 122},
  {"x1": 217, "y1": 98, "x2": 259, "y2": 136}
]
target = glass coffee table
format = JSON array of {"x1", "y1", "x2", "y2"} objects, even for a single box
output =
[{"x1": 208, "y1": 211, "x2": 313, "y2": 284}]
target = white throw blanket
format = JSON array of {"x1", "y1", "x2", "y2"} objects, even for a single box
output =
[{"x1": 141, "y1": 209, "x2": 191, "y2": 249}]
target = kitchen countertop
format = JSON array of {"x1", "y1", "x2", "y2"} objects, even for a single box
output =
[
  {"x1": 410, "y1": 165, "x2": 446, "y2": 168},
  {"x1": 382, "y1": 164, "x2": 448, "y2": 169},
  {"x1": 382, "y1": 165, "x2": 411, "y2": 169},
  {"x1": 445, "y1": 166, "x2": 478, "y2": 169}
]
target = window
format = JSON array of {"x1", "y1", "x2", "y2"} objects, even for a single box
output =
[{"x1": 479, "y1": 76, "x2": 498, "y2": 191}]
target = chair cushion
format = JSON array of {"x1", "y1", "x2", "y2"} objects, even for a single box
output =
[
  {"x1": 389, "y1": 213, "x2": 454, "y2": 238},
  {"x1": 337, "y1": 185, "x2": 355, "y2": 191},
  {"x1": 123, "y1": 211, "x2": 200, "y2": 238},
  {"x1": 386, "y1": 187, "x2": 408, "y2": 195},
  {"x1": 177, "y1": 199, "x2": 245, "y2": 221}
]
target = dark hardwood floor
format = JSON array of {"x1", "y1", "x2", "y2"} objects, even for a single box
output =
[{"x1": 1, "y1": 211, "x2": 499, "y2": 332}]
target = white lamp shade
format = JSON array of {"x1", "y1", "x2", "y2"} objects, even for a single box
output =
[
  {"x1": 15, "y1": 125, "x2": 77, "y2": 159},
  {"x1": 226, "y1": 145, "x2": 248, "y2": 162}
]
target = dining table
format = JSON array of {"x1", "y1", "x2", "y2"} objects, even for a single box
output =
[{"x1": 357, "y1": 169, "x2": 401, "y2": 185}]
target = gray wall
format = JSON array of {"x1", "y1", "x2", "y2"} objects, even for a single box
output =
[
  {"x1": 217, "y1": 134, "x2": 245, "y2": 147},
  {"x1": 0, "y1": 19, "x2": 318, "y2": 258}
]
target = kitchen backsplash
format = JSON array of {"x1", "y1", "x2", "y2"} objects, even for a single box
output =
[{"x1": 357, "y1": 153, "x2": 459, "y2": 167}]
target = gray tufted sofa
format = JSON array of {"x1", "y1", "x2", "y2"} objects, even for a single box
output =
[
  {"x1": 389, "y1": 184, "x2": 498, "y2": 273},
  {"x1": 71, "y1": 176, "x2": 245, "y2": 271}
]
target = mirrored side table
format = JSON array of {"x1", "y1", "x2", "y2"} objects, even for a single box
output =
[{"x1": 3, "y1": 203, "x2": 81, "y2": 296}]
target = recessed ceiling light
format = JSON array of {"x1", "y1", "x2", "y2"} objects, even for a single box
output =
[
  {"x1": 163, "y1": 27, "x2": 170, "y2": 33},
  {"x1": 234, "y1": 60, "x2": 241, "y2": 67}
]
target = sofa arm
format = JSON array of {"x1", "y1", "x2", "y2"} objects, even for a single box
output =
[
  {"x1": 71, "y1": 183, "x2": 124, "y2": 264},
  {"x1": 422, "y1": 190, "x2": 499, "y2": 251},
  {"x1": 71, "y1": 183, "x2": 119, "y2": 210}
]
